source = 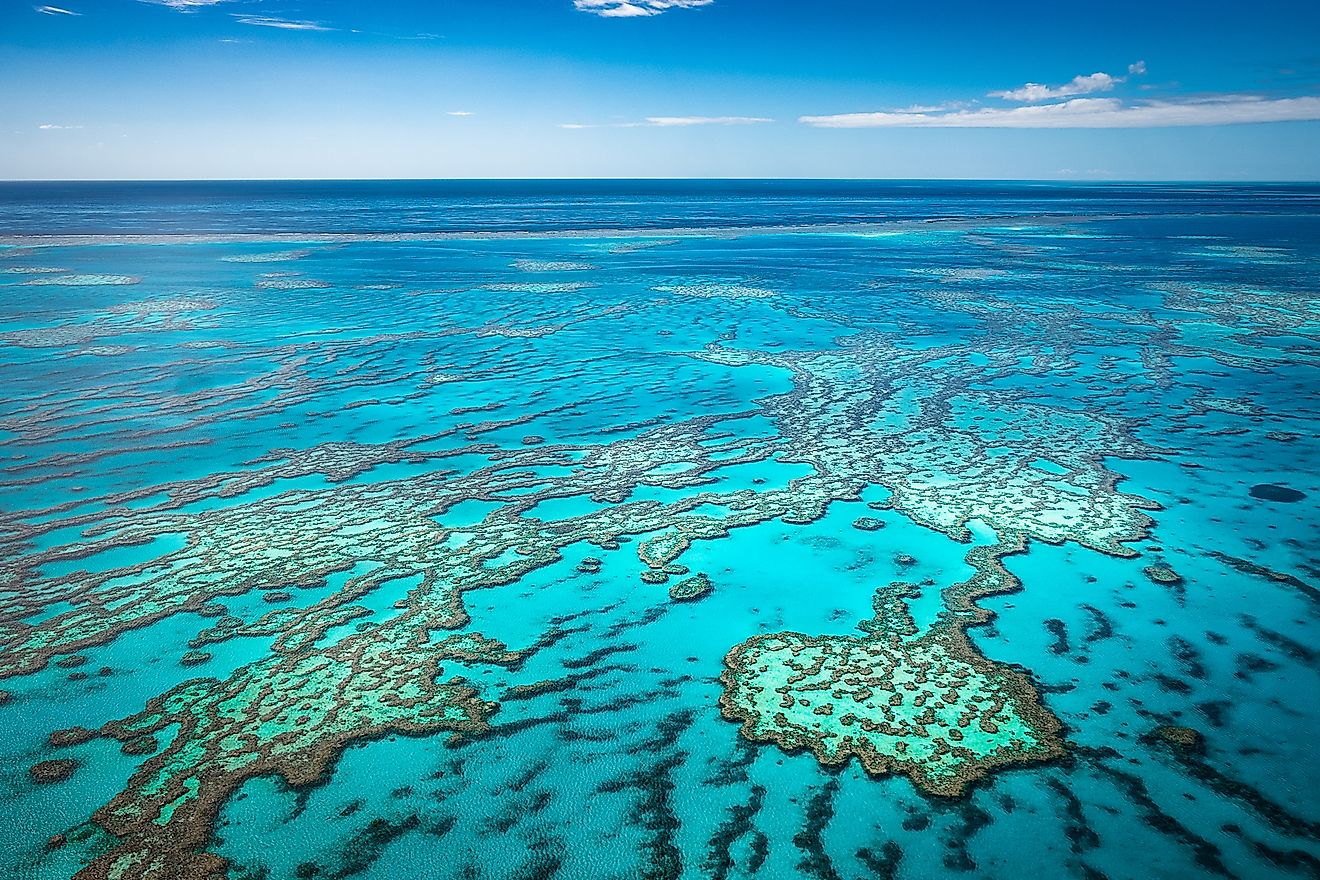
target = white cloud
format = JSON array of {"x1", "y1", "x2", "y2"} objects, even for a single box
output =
[
  {"x1": 560, "y1": 115, "x2": 771, "y2": 128},
  {"x1": 39, "y1": 123, "x2": 83, "y2": 129},
  {"x1": 893, "y1": 103, "x2": 964, "y2": 114},
  {"x1": 645, "y1": 116, "x2": 772, "y2": 126},
  {"x1": 35, "y1": 5, "x2": 80, "y2": 14},
  {"x1": 573, "y1": 0, "x2": 713, "y2": 17},
  {"x1": 139, "y1": 0, "x2": 229, "y2": 9},
  {"x1": 800, "y1": 95, "x2": 1320, "y2": 128},
  {"x1": 990, "y1": 72, "x2": 1121, "y2": 102},
  {"x1": 447, "y1": 111, "x2": 476, "y2": 117},
  {"x1": 234, "y1": 15, "x2": 332, "y2": 31},
  {"x1": 988, "y1": 62, "x2": 1148, "y2": 102}
]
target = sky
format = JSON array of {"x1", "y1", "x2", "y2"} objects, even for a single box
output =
[{"x1": 2, "y1": 0, "x2": 1319, "y2": 180}]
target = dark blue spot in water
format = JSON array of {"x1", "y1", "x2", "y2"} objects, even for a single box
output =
[{"x1": 1249, "y1": 484, "x2": 1306, "y2": 502}]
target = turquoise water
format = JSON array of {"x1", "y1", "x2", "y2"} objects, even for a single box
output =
[{"x1": 0, "y1": 183, "x2": 1317, "y2": 880}]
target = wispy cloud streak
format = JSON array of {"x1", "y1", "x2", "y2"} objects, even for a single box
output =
[
  {"x1": 234, "y1": 15, "x2": 332, "y2": 31},
  {"x1": 138, "y1": 0, "x2": 229, "y2": 9},
  {"x1": 573, "y1": 0, "x2": 713, "y2": 17},
  {"x1": 561, "y1": 115, "x2": 771, "y2": 128},
  {"x1": 644, "y1": 116, "x2": 771, "y2": 126},
  {"x1": 34, "y1": 5, "x2": 80, "y2": 14}
]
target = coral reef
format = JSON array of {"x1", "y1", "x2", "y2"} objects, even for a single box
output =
[
  {"x1": 669, "y1": 573, "x2": 713, "y2": 602},
  {"x1": 2, "y1": 211, "x2": 1313, "y2": 879},
  {"x1": 30, "y1": 759, "x2": 80, "y2": 784},
  {"x1": 721, "y1": 544, "x2": 1064, "y2": 796}
]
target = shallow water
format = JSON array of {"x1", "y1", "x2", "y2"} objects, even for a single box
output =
[{"x1": 0, "y1": 183, "x2": 1317, "y2": 880}]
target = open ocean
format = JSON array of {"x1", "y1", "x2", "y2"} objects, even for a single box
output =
[{"x1": 0, "y1": 181, "x2": 1317, "y2": 880}]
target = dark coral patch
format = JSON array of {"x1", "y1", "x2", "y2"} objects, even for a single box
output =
[
  {"x1": 1152, "y1": 725, "x2": 1205, "y2": 754},
  {"x1": 1144, "y1": 565, "x2": 1183, "y2": 585},
  {"x1": 30, "y1": 759, "x2": 80, "y2": 784},
  {"x1": 121, "y1": 735, "x2": 159, "y2": 757},
  {"x1": 49, "y1": 726, "x2": 98, "y2": 748},
  {"x1": 669, "y1": 573, "x2": 712, "y2": 602}
]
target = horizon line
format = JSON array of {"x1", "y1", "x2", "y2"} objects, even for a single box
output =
[{"x1": 3, "y1": 176, "x2": 1320, "y2": 184}]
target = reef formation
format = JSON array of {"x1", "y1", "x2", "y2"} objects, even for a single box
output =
[
  {"x1": 0, "y1": 210, "x2": 1316, "y2": 880},
  {"x1": 720, "y1": 550, "x2": 1064, "y2": 796}
]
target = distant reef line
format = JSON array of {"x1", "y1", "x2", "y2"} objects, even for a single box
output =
[{"x1": 0, "y1": 211, "x2": 1244, "y2": 247}]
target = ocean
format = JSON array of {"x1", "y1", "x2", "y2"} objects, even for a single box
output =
[{"x1": 0, "y1": 181, "x2": 1317, "y2": 880}]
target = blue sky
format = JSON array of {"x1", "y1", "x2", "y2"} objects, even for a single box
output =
[{"x1": 3, "y1": 0, "x2": 1319, "y2": 179}]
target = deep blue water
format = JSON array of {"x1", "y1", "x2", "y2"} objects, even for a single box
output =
[
  {"x1": 0, "y1": 182, "x2": 1317, "y2": 880},
  {"x1": 3, "y1": 180, "x2": 1320, "y2": 234}
]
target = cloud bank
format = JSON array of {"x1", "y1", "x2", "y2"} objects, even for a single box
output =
[{"x1": 800, "y1": 95, "x2": 1320, "y2": 128}]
